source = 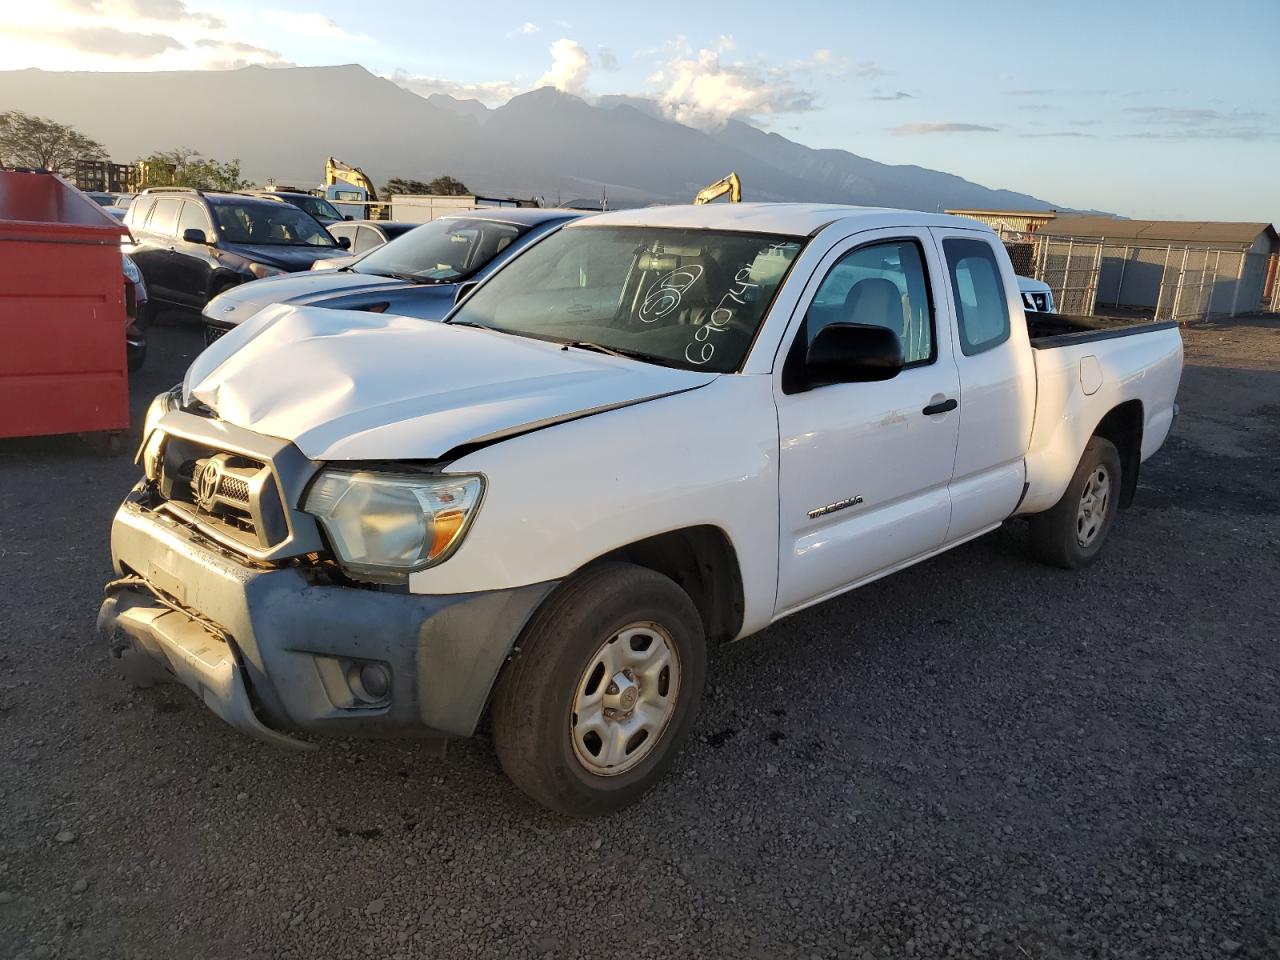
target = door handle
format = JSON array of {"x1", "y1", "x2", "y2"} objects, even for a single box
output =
[{"x1": 922, "y1": 398, "x2": 958, "y2": 416}]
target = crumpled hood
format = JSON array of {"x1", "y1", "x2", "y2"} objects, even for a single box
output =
[
  {"x1": 183, "y1": 305, "x2": 717, "y2": 461},
  {"x1": 203, "y1": 269, "x2": 419, "y2": 326}
]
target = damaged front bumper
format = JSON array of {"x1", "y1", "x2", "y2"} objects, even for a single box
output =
[{"x1": 98, "y1": 493, "x2": 555, "y2": 748}]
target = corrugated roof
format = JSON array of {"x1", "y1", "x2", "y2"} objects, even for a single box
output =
[
  {"x1": 945, "y1": 209, "x2": 1058, "y2": 218},
  {"x1": 1045, "y1": 215, "x2": 1276, "y2": 246}
]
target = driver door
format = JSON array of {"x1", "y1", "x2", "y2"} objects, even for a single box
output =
[{"x1": 774, "y1": 229, "x2": 961, "y2": 615}]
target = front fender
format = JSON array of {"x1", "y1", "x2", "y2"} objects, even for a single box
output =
[{"x1": 409, "y1": 375, "x2": 781, "y2": 639}]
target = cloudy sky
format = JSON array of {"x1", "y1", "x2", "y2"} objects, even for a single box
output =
[{"x1": 3, "y1": 0, "x2": 1278, "y2": 222}]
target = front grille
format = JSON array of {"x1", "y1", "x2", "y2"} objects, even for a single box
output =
[
  {"x1": 204, "y1": 325, "x2": 227, "y2": 346},
  {"x1": 218, "y1": 474, "x2": 251, "y2": 503},
  {"x1": 155, "y1": 437, "x2": 290, "y2": 553}
]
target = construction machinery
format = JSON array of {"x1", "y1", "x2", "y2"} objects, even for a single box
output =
[
  {"x1": 693, "y1": 171, "x2": 742, "y2": 205},
  {"x1": 324, "y1": 156, "x2": 382, "y2": 219}
]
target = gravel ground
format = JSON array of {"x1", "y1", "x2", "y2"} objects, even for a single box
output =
[{"x1": 1, "y1": 314, "x2": 1277, "y2": 960}]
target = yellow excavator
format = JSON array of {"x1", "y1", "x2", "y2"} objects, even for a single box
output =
[
  {"x1": 693, "y1": 171, "x2": 742, "y2": 205},
  {"x1": 324, "y1": 156, "x2": 382, "y2": 219}
]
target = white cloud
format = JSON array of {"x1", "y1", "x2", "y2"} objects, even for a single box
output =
[
  {"x1": 389, "y1": 69, "x2": 521, "y2": 106},
  {"x1": 791, "y1": 48, "x2": 884, "y2": 78},
  {"x1": 15, "y1": 24, "x2": 185, "y2": 58},
  {"x1": 194, "y1": 37, "x2": 288, "y2": 68},
  {"x1": 518, "y1": 21, "x2": 539, "y2": 34},
  {"x1": 261, "y1": 10, "x2": 372, "y2": 43},
  {"x1": 890, "y1": 122, "x2": 998, "y2": 135},
  {"x1": 56, "y1": 0, "x2": 223, "y2": 27},
  {"x1": 649, "y1": 42, "x2": 815, "y2": 129},
  {"x1": 537, "y1": 38, "x2": 592, "y2": 96}
]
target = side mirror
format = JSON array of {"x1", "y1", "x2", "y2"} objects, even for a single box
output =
[
  {"x1": 343, "y1": 215, "x2": 354, "y2": 221},
  {"x1": 454, "y1": 280, "x2": 480, "y2": 305},
  {"x1": 336, "y1": 236, "x2": 351, "y2": 249},
  {"x1": 804, "y1": 322, "x2": 904, "y2": 389},
  {"x1": 181, "y1": 228, "x2": 207, "y2": 244}
]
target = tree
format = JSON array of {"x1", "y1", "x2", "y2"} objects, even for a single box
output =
[
  {"x1": 0, "y1": 110, "x2": 107, "y2": 174},
  {"x1": 382, "y1": 175, "x2": 471, "y2": 196},
  {"x1": 137, "y1": 148, "x2": 251, "y2": 191},
  {"x1": 382, "y1": 177, "x2": 434, "y2": 196},
  {"x1": 427, "y1": 175, "x2": 469, "y2": 196}
]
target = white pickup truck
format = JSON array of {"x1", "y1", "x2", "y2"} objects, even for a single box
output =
[{"x1": 100, "y1": 204, "x2": 1182, "y2": 816}]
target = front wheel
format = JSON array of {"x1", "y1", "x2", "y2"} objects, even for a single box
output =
[
  {"x1": 492, "y1": 562, "x2": 707, "y2": 817},
  {"x1": 1029, "y1": 436, "x2": 1122, "y2": 569}
]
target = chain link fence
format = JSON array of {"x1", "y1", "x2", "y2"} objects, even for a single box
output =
[
  {"x1": 1029, "y1": 235, "x2": 1270, "y2": 322},
  {"x1": 1032, "y1": 235, "x2": 1101, "y2": 315}
]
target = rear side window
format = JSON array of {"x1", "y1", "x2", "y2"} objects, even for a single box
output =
[
  {"x1": 147, "y1": 198, "x2": 182, "y2": 238},
  {"x1": 943, "y1": 237, "x2": 1010, "y2": 356},
  {"x1": 124, "y1": 196, "x2": 155, "y2": 230}
]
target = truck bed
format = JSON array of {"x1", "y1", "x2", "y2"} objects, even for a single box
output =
[{"x1": 1026, "y1": 312, "x2": 1178, "y2": 349}]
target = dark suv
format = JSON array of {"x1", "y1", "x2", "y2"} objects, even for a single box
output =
[{"x1": 122, "y1": 188, "x2": 352, "y2": 311}]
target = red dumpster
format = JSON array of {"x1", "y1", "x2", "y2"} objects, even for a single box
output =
[{"x1": 0, "y1": 169, "x2": 130, "y2": 440}]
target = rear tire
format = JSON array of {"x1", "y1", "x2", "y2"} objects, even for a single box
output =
[
  {"x1": 492, "y1": 562, "x2": 707, "y2": 817},
  {"x1": 1029, "y1": 436, "x2": 1122, "y2": 569}
]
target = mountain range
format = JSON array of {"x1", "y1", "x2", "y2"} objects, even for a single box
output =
[{"x1": 0, "y1": 63, "x2": 1058, "y2": 211}]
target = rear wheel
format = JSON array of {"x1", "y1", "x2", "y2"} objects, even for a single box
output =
[
  {"x1": 1029, "y1": 436, "x2": 1121, "y2": 569},
  {"x1": 492, "y1": 562, "x2": 707, "y2": 817}
]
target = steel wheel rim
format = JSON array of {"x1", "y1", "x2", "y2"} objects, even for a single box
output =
[
  {"x1": 569, "y1": 621, "x2": 681, "y2": 776},
  {"x1": 1076, "y1": 464, "x2": 1112, "y2": 547}
]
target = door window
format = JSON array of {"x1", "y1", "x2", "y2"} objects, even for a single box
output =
[
  {"x1": 355, "y1": 225, "x2": 382, "y2": 252},
  {"x1": 176, "y1": 201, "x2": 212, "y2": 241},
  {"x1": 147, "y1": 198, "x2": 182, "y2": 238},
  {"x1": 804, "y1": 239, "x2": 934, "y2": 364},
  {"x1": 943, "y1": 238, "x2": 1010, "y2": 356}
]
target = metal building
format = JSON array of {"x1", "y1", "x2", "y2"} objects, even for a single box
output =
[
  {"x1": 945, "y1": 208, "x2": 1058, "y2": 236},
  {"x1": 1032, "y1": 216, "x2": 1279, "y2": 321}
]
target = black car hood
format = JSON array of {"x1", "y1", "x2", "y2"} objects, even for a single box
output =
[{"x1": 223, "y1": 243, "x2": 351, "y2": 270}]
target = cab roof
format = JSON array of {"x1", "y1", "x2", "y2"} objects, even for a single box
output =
[{"x1": 568, "y1": 202, "x2": 990, "y2": 237}]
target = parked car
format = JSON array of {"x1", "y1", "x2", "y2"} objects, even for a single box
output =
[
  {"x1": 101, "y1": 204, "x2": 1183, "y2": 816},
  {"x1": 86, "y1": 191, "x2": 129, "y2": 221},
  {"x1": 1018, "y1": 275, "x2": 1055, "y2": 312},
  {"x1": 122, "y1": 253, "x2": 149, "y2": 371},
  {"x1": 239, "y1": 190, "x2": 348, "y2": 225},
  {"x1": 201, "y1": 209, "x2": 581, "y2": 344},
  {"x1": 122, "y1": 188, "x2": 351, "y2": 313},
  {"x1": 316, "y1": 220, "x2": 419, "y2": 268}
]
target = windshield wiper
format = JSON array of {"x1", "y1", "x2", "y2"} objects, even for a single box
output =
[{"x1": 559, "y1": 340, "x2": 671, "y2": 364}]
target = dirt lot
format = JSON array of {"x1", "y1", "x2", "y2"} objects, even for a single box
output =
[{"x1": 1, "y1": 315, "x2": 1277, "y2": 960}]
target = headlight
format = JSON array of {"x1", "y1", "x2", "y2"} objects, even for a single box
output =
[
  {"x1": 247, "y1": 262, "x2": 287, "y2": 279},
  {"x1": 304, "y1": 470, "x2": 484, "y2": 576},
  {"x1": 122, "y1": 254, "x2": 142, "y2": 284},
  {"x1": 138, "y1": 386, "x2": 180, "y2": 480}
]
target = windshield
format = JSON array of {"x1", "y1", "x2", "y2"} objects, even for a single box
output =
[
  {"x1": 211, "y1": 202, "x2": 335, "y2": 247},
  {"x1": 355, "y1": 217, "x2": 527, "y2": 283},
  {"x1": 447, "y1": 226, "x2": 804, "y2": 373},
  {"x1": 290, "y1": 195, "x2": 342, "y2": 222}
]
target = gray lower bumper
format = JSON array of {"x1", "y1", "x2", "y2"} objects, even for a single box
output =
[
  {"x1": 98, "y1": 590, "x2": 312, "y2": 750},
  {"x1": 99, "y1": 495, "x2": 556, "y2": 745}
]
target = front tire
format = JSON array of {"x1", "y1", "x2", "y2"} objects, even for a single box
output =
[
  {"x1": 492, "y1": 562, "x2": 707, "y2": 817},
  {"x1": 1029, "y1": 436, "x2": 1122, "y2": 569}
]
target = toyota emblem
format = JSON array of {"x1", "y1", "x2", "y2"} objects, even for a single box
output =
[{"x1": 196, "y1": 461, "x2": 220, "y2": 507}]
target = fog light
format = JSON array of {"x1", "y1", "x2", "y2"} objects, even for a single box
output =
[{"x1": 348, "y1": 661, "x2": 391, "y2": 703}]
